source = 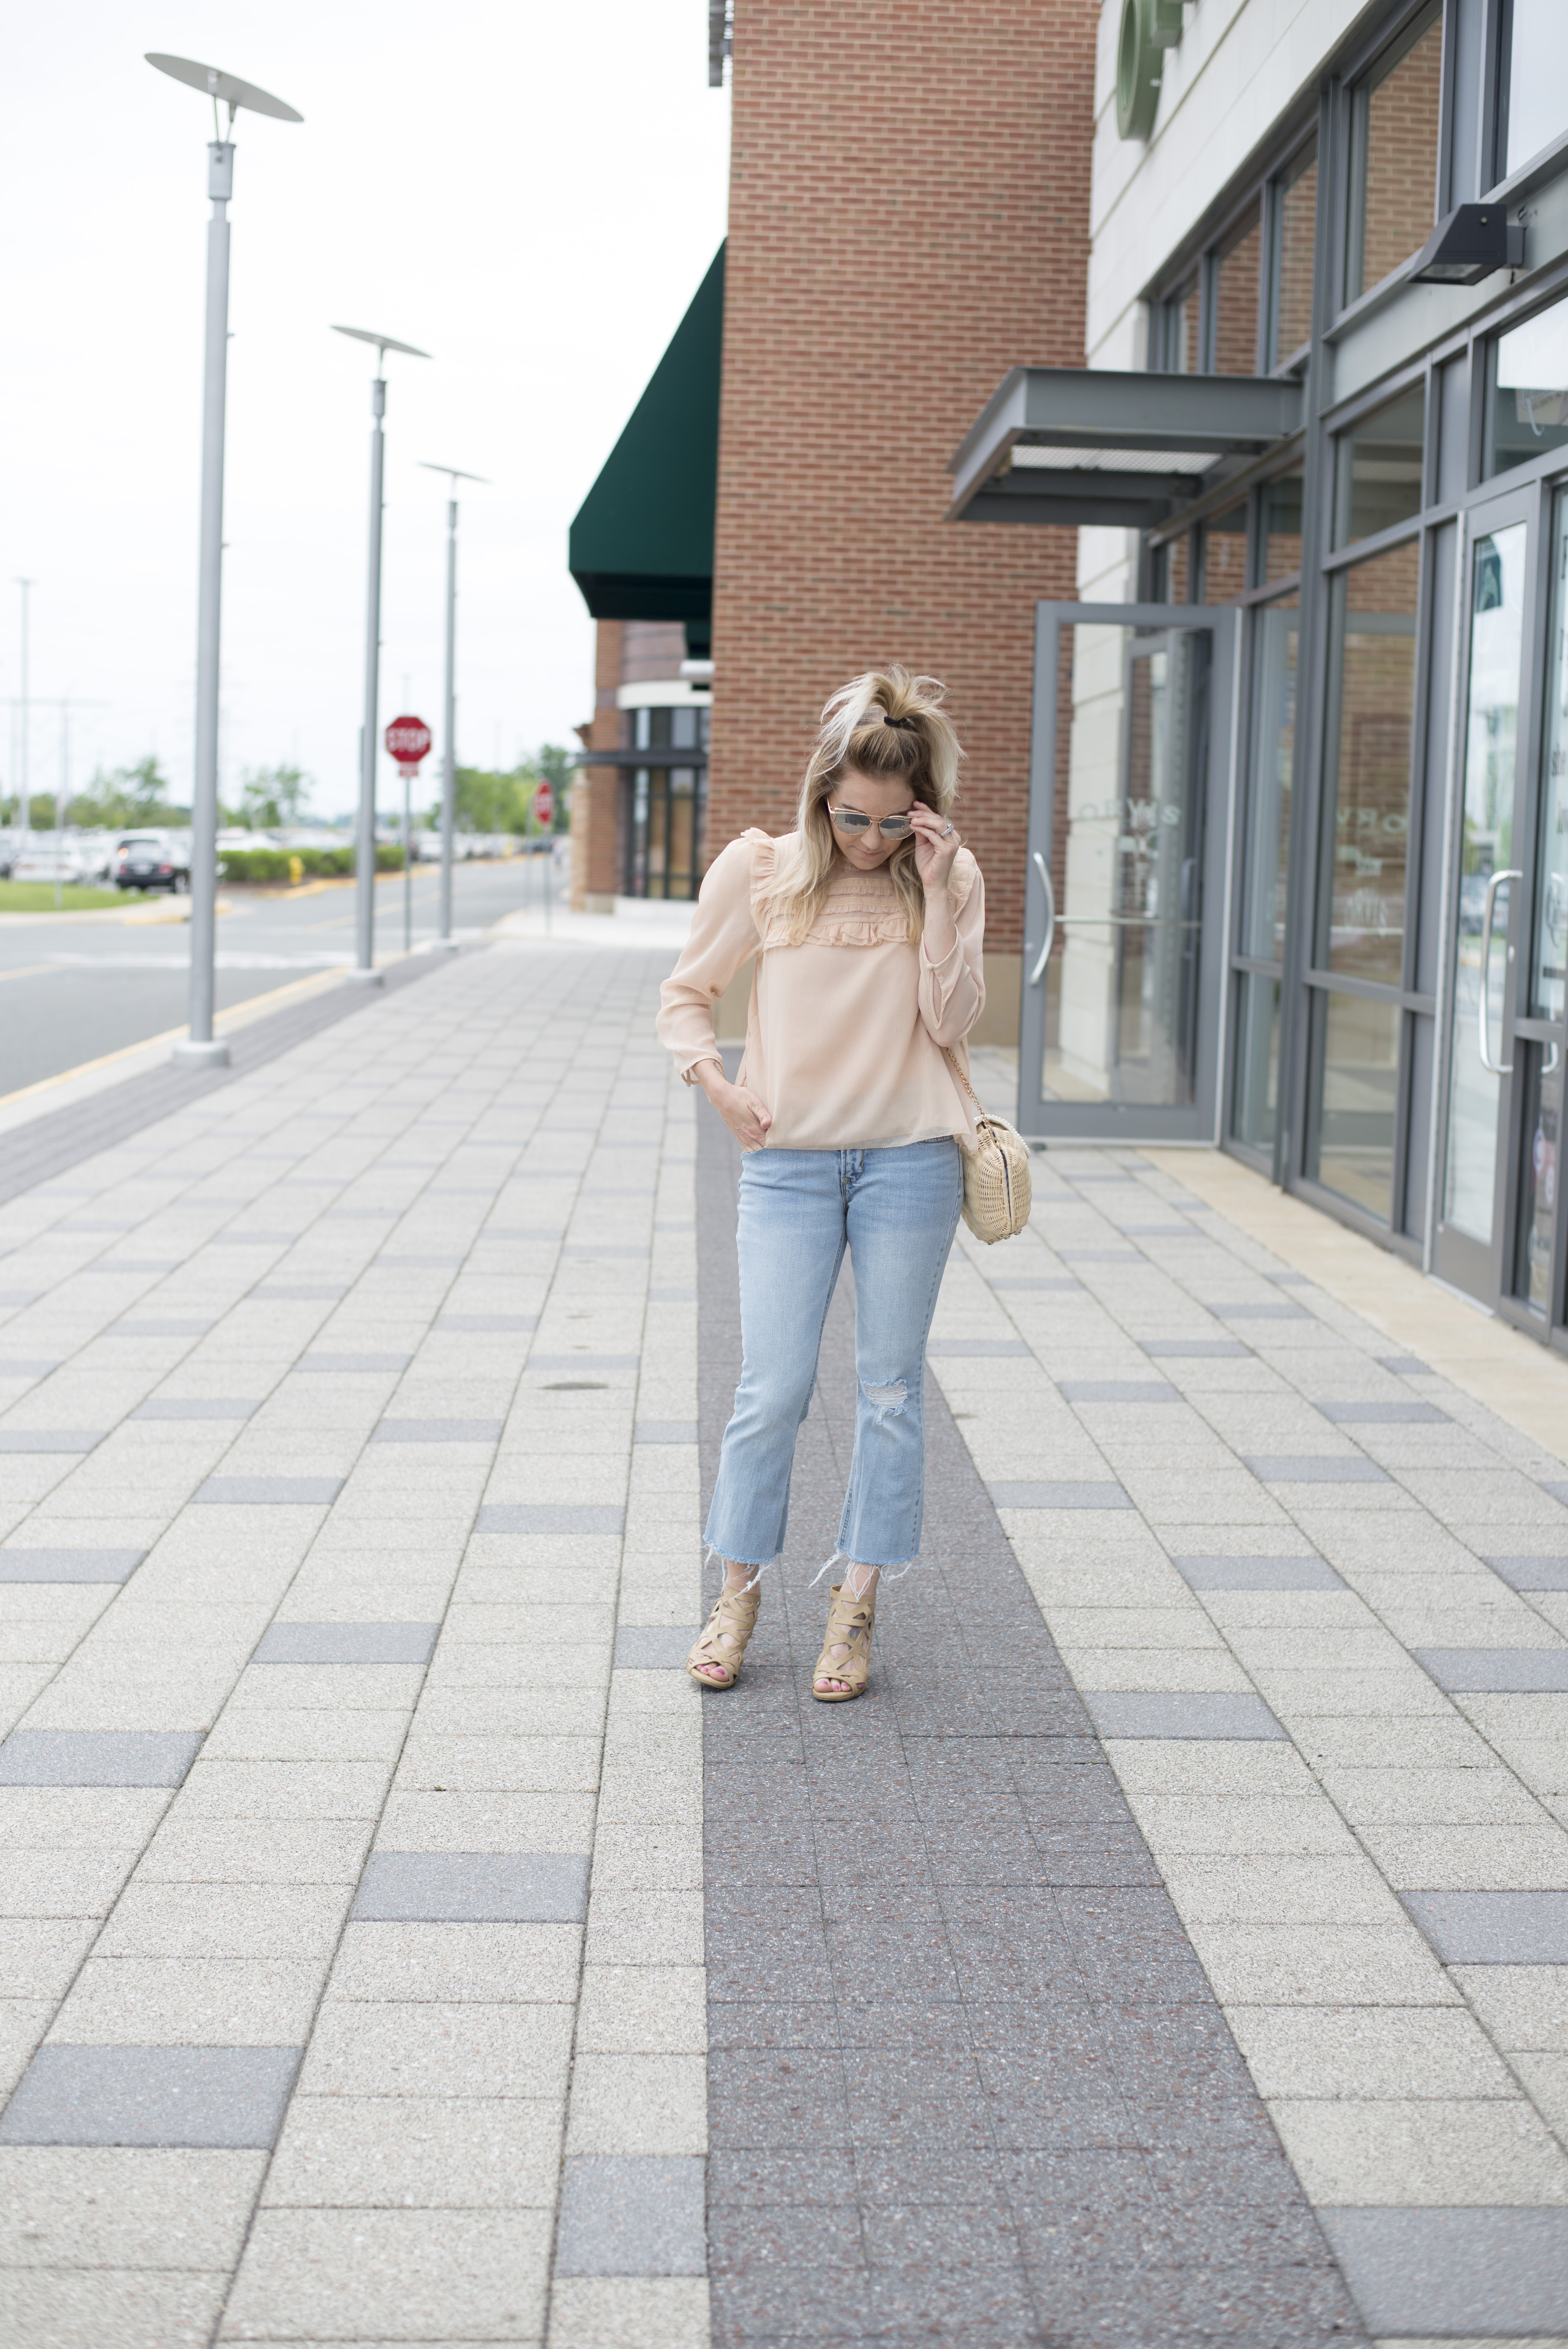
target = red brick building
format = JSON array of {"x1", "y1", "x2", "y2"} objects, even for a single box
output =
[{"x1": 571, "y1": 0, "x2": 1099, "y2": 1035}]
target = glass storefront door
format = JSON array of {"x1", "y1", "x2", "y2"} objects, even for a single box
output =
[
  {"x1": 1435, "y1": 487, "x2": 1567, "y2": 1332},
  {"x1": 1019, "y1": 603, "x2": 1236, "y2": 1141}
]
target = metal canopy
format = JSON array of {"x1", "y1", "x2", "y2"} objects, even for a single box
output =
[{"x1": 948, "y1": 366, "x2": 1303, "y2": 528}]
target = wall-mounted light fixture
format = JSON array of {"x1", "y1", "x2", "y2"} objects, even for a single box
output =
[{"x1": 1409, "y1": 204, "x2": 1525, "y2": 286}]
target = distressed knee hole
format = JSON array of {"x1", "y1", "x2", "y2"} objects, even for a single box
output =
[{"x1": 862, "y1": 1377, "x2": 907, "y2": 1419}]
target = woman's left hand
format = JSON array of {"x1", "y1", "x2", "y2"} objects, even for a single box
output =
[{"x1": 909, "y1": 804, "x2": 962, "y2": 893}]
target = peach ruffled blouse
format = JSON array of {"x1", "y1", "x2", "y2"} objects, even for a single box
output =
[{"x1": 656, "y1": 828, "x2": 986, "y2": 1151}]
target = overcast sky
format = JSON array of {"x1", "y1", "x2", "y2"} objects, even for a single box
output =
[{"x1": 4, "y1": 2, "x2": 730, "y2": 822}]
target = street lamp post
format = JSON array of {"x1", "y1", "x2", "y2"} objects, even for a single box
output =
[
  {"x1": 332, "y1": 327, "x2": 430, "y2": 984},
  {"x1": 146, "y1": 55, "x2": 302, "y2": 1070},
  {"x1": 417, "y1": 464, "x2": 486, "y2": 947},
  {"x1": 13, "y1": 581, "x2": 31, "y2": 843}
]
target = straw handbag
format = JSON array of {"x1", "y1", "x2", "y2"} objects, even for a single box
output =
[{"x1": 943, "y1": 1048, "x2": 1032, "y2": 1243}]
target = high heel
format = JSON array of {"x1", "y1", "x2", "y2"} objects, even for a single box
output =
[
  {"x1": 812, "y1": 1581, "x2": 876, "y2": 1701},
  {"x1": 686, "y1": 1583, "x2": 761, "y2": 1690}
]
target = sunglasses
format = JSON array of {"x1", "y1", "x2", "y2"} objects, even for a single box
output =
[{"x1": 828, "y1": 806, "x2": 915, "y2": 839}]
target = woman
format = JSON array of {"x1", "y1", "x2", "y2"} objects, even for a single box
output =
[{"x1": 656, "y1": 666, "x2": 985, "y2": 1700}]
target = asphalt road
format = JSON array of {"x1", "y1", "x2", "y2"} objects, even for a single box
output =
[{"x1": 0, "y1": 858, "x2": 554, "y2": 1099}]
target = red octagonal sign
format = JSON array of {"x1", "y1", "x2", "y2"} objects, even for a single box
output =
[{"x1": 384, "y1": 715, "x2": 432, "y2": 769}]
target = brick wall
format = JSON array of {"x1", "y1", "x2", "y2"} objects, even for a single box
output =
[{"x1": 707, "y1": 0, "x2": 1099, "y2": 956}]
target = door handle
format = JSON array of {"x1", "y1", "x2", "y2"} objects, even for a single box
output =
[
  {"x1": 1477, "y1": 868, "x2": 1523, "y2": 1076},
  {"x1": 1029, "y1": 852, "x2": 1056, "y2": 986}
]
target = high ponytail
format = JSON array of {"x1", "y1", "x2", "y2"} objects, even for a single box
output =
[{"x1": 754, "y1": 665, "x2": 962, "y2": 945}]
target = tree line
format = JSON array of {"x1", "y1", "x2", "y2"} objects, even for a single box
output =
[{"x1": 2, "y1": 747, "x2": 575, "y2": 835}]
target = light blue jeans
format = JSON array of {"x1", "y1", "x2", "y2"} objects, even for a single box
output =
[{"x1": 705, "y1": 1138, "x2": 964, "y2": 1570}]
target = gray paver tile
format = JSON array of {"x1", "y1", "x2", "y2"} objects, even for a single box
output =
[
  {"x1": 252, "y1": 1621, "x2": 439, "y2": 1665},
  {"x1": 478, "y1": 1503, "x2": 626, "y2": 1535},
  {"x1": 555, "y1": 2154, "x2": 706, "y2": 2276},
  {"x1": 1322, "y1": 2205, "x2": 1568, "y2": 2337},
  {"x1": 1402, "y1": 1891, "x2": 1568, "y2": 1963},
  {"x1": 1172, "y1": 1554, "x2": 1344, "y2": 1590},
  {"x1": 350, "y1": 1851, "x2": 589, "y2": 1921},
  {"x1": 1090, "y1": 1692, "x2": 1286, "y2": 1739},
  {"x1": 1244, "y1": 1455, "x2": 1392, "y2": 1483},
  {"x1": 0, "y1": 1732, "x2": 203, "y2": 1787},
  {"x1": 0, "y1": 2045, "x2": 299, "y2": 2148},
  {"x1": 991, "y1": 1481, "x2": 1133, "y2": 1509},
  {"x1": 615, "y1": 1628, "x2": 694, "y2": 1669},
  {"x1": 1416, "y1": 1647, "x2": 1568, "y2": 1691},
  {"x1": 0, "y1": 1550, "x2": 145, "y2": 1583}
]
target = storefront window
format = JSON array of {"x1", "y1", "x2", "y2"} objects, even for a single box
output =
[
  {"x1": 1241, "y1": 597, "x2": 1299, "y2": 962},
  {"x1": 1267, "y1": 144, "x2": 1317, "y2": 367},
  {"x1": 1263, "y1": 471, "x2": 1304, "y2": 583},
  {"x1": 1334, "y1": 384, "x2": 1425, "y2": 549},
  {"x1": 1201, "y1": 504, "x2": 1248, "y2": 602},
  {"x1": 1537, "y1": 495, "x2": 1568, "y2": 1026},
  {"x1": 1322, "y1": 540, "x2": 1419, "y2": 985},
  {"x1": 1345, "y1": 4, "x2": 1442, "y2": 304},
  {"x1": 1500, "y1": 0, "x2": 1567, "y2": 179},
  {"x1": 1164, "y1": 277, "x2": 1201, "y2": 373},
  {"x1": 1212, "y1": 204, "x2": 1262, "y2": 376},
  {"x1": 1441, "y1": 522, "x2": 1527, "y2": 1247},
  {"x1": 1233, "y1": 973, "x2": 1281, "y2": 1151},
  {"x1": 1308, "y1": 989, "x2": 1400, "y2": 1221},
  {"x1": 1485, "y1": 296, "x2": 1568, "y2": 479}
]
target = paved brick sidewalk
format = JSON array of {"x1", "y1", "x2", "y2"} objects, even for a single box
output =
[
  {"x1": 0, "y1": 942, "x2": 1566, "y2": 2346},
  {"x1": 0, "y1": 942, "x2": 705, "y2": 2347}
]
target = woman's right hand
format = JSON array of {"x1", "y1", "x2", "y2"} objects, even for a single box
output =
[{"x1": 696, "y1": 1061, "x2": 773, "y2": 1151}]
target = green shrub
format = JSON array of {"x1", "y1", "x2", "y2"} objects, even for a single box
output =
[{"x1": 218, "y1": 846, "x2": 355, "y2": 884}]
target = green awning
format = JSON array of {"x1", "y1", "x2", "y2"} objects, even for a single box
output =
[{"x1": 569, "y1": 244, "x2": 723, "y2": 624}]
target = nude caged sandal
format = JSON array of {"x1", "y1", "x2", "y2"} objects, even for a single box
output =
[
  {"x1": 812, "y1": 1581, "x2": 877, "y2": 1701},
  {"x1": 686, "y1": 1583, "x2": 761, "y2": 1690}
]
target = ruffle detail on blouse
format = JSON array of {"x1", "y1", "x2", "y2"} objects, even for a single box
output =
[{"x1": 743, "y1": 827, "x2": 975, "y2": 950}]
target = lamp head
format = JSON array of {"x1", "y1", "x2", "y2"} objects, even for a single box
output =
[
  {"x1": 418, "y1": 463, "x2": 489, "y2": 486},
  {"x1": 333, "y1": 325, "x2": 433, "y2": 370},
  {"x1": 146, "y1": 53, "x2": 303, "y2": 136}
]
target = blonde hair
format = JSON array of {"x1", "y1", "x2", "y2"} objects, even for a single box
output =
[{"x1": 755, "y1": 666, "x2": 962, "y2": 945}]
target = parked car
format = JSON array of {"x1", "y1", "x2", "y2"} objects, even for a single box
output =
[
  {"x1": 114, "y1": 831, "x2": 191, "y2": 893},
  {"x1": 12, "y1": 844, "x2": 93, "y2": 886}
]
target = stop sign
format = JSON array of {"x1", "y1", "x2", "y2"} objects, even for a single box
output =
[
  {"x1": 533, "y1": 781, "x2": 554, "y2": 827},
  {"x1": 385, "y1": 715, "x2": 432, "y2": 769}
]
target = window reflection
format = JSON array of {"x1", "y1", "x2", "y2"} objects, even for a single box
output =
[
  {"x1": 1537, "y1": 497, "x2": 1568, "y2": 1026},
  {"x1": 1346, "y1": 4, "x2": 1442, "y2": 303},
  {"x1": 1165, "y1": 278, "x2": 1201, "y2": 374},
  {"x1": 1201, "y1": 505, "x2": 1249, "y2": 602},
  {"x1": 1263, "y1": 471, "x2": 1304, "y2": 583},
  {"x1": 1516, "y1": 1046, "x2": 1561, "y2": 1317},
  {"x1": 1233, "y1": 972, "x2": 1281, "y2": 1152},
  {"x1": 1486, "y1": 296, "x2": 1568, "y2": 479},
  {"x1": 1308, "y1": 989, "x2": 1400, "y2": 1222},
  {"x1": 1322, "y1": 541, "x2": 1419, "y2": 985},
  {"x1": 1240, "y1": 596, "x2": 1299, "y2": 962},
  {"x1": 1212, "y1": 205, "x2": 1262, "y2": 376},
  {"x1": 1441, "y1": 524, "x2": 1527, "y2": 1249},
  {"x1": 1268, "y1": 144, "x2": 1317, "y2": 366},
  {"x1": 1334, "y1": 385, "x2": 1425, "y2": 548},
  {"x1": 1502, "y1": 0, "x2": 1567, "y2": 178}
]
